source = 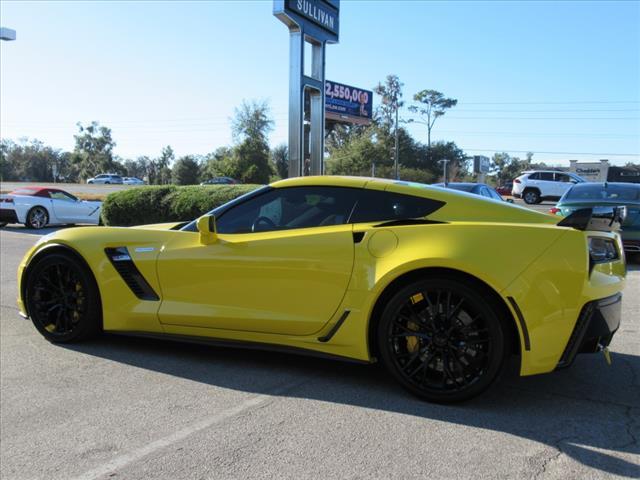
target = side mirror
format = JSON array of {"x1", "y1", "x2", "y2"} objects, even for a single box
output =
[{"x1": 197, "y1": 214, "x2": 217, "y2": 245}]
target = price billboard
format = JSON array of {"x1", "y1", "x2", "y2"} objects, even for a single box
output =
[{"x1": 325, "y1": 80, "x2": 373, "y2": 125}]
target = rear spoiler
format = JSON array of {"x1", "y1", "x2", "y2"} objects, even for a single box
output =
[{"x1": 557, "y1": 206, "x2": 626, "y2": 232}]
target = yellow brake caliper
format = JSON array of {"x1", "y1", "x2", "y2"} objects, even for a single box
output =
[{"x1": 406, "y1": 293, "x2": 424, "y2": 352}]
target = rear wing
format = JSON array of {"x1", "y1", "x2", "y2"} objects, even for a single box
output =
[{"x1": 557, "y1": 206, "x2": 626, "y2": 232}]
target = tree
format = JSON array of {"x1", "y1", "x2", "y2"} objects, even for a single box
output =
[
  {"x1": 0, "y1": 138, "x2": 67, "y2": 182},
  {"x1": 374, "y1": 75, "x2": 404, "y2": 178},
  {"x1": 407, "y1": 90, "x2": 457, "y2": 152},
  {"x1": 201, "y1": 146, "x2": 234, "y2": 180},
  {"x1": 172, "y1": 156, "x2": 200, "y2": 185},
  {"x1": 374, "y1": 75, "x2": 404, "y2": 131},
  {"x1": 156, "y1": 145, "x2": 175, "y2": 184},
  {"x1": 272, "y1": 144, "x2": 288, "y2": 179},
  {"x1": 490, "y1": 152, "x2": 532, "y2": 185},
  {"x1": 218, "y1": 99, "x2": 275, "y2": 184},
  {"x1": 71, "y1": 121, "x2": 117, "y2": 180},
  {"x1": 231, "y1": 99, "x2": 274, "y2": 142}
]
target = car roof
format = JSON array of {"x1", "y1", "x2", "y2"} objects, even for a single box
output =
[
  {"x1": 522, "y1": 170, "x2": 570, "y2": 174},
  {"x1": 432, "y1": 182, "x2": 486, "y2": 187},
  {"x1": 570, "y1": 181, "x2": 640, "y2": 189}
]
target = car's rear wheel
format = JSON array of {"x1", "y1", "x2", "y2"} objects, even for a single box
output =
[
  {"x1": 25, "y1": 252, "x2": 101, "y2": 343},
  {"x1": 377, "y1": 277, "x2": 510, "y2": 403},
  {"x1": 523, "y1": 189, "x2": 540, "y2": 204},
  {"x1": 26, "y1": 206, "x2": 49, "y2": 229}
]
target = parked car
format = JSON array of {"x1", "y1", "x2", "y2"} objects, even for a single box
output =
[
  {"x1": 123, "y1": 177, "x2": 145, "y2": 185},
  {"x1": 0, "y1": 187, "x2": 102, "y2": 229},
  {"x1": 16, "y1": 176, "x2": 626, "y2": 403},
  {"x1": 200, "y1": 177, "x2": 238, "y2": 185},
  {"x1": 87, "y1": 174, "x2": 124, "y2": 185},
  {"x1": 512, "y1": 170, "x2": 585, "y2": 204},
  {"x1": 433, "y1": 182, "x2": 513, "y2": 202},
  {"x1": 551, "y1": 182, "x2": 640, "y2": 255},
  {"x1": 495, "y1": 182, "x2": 513, "y2": 196}
]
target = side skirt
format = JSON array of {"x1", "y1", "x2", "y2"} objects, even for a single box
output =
[{"x1": 107, "y1": 331, "x2": 372, "y2": 365}]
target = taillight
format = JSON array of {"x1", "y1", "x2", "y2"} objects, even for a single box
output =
[
  {"x1": 514, "y1": 179, "x2": 521, "y2": 184},
  {"x1": 549, "y1": 207, "x2": 560, "y2": 215}
]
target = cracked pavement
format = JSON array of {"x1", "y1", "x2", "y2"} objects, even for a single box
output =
[{"x1": 1, "y1": 226, "x2": 638, "y2": 479}]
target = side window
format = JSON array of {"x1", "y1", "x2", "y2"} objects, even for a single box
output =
[
  {"x1": 528, "y1": 173, "x2": 540, "y2": 180},
  {"x1": 350, "y1": 190, "x2": 444, "y2": 223},
  {"x1": 49, "y1": 191, "x2": 77, "y2": 202},
  {"x1": 539, "y1": 172, "x2": 554, "y2": 181},
  {"x1": 555, "y1": 173, "x2": 571, "y2": 182},
  {"x1": 216, "y1": 187, "x2": 358, "y2": 234}
]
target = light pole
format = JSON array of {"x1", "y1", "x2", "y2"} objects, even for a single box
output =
[
  {"x1": 394, "y1": 104, "x2": 399, "y2": 180},
  {"x1": 438, "y1": 158, "x2": 450, "y2": 185},
  {"x1": 0, "y1": 27, "x2": 16, "y2": 41}
]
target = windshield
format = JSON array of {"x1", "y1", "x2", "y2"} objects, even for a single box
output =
[
  {"x1": 11, "y1": 189, "x2": 38, "y2": 196},
  {"x1": 565, "y1": 184, "x2": 640, "y2": 202}
]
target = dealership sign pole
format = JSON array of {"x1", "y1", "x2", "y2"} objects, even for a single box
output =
[{"x1": 274, "y1": 0, "x2": 339, "y2": 177}]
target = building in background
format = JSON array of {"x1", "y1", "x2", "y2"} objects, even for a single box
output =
[
  {"x1": 567, "y1": 159, "x2": 640, "y2": 184},
  {"x1": 568, "y1": 159, "x2": 610, "y2": 181}
]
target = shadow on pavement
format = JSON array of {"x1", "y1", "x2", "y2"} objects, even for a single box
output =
[{"x1": 62, "y1": 333, "x2": 640, "y2": 478}]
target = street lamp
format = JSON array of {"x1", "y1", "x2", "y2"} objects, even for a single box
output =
[
  {"x1": 0, "y1": 27, "x2": 16, "y2": 41},
  {"x1": 438, "y1": 158, "x2": 450, "y2": 185}
]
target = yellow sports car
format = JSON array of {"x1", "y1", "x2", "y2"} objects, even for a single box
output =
[{"x1": 17, "y1": 176, "x2": 626, "y2": 402}]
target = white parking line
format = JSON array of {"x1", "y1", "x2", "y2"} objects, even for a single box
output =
[{"x1": 70, "y1": 380, "x2": 305, "y2": 480}]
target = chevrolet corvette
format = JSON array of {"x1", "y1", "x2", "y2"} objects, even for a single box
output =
[
  {"x1": 16, "y1": 176, "x2": 626, "y2": 402},
  {"x1": 0, "y1": 187, "x2": 102, "y2": 229}
]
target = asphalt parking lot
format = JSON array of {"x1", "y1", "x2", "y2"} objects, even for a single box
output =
[{"x1": 1, "y1": 226, "x2": 638, "y2": 480}]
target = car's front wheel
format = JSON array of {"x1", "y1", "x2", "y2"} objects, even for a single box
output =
[
  {"x1": 26, "y1": 206, "x2": 49, "y2": 229},
  {"x1": 25, "y1": 252, "x2": 101, "y2": 343},
  {"x1": 377, "y1": 277, "x2": 510, "y2": 403}
]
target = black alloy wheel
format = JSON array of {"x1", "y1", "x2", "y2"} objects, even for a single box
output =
[
  {"x1": 26, "y1": 206, "x2": 49, "y2": 229},
  {"x1": 25, "y1": 253, "x2": 101, "y2": 343},
  {"x1": 378, "y1": 277, "x2": 510, "y2": 403}
]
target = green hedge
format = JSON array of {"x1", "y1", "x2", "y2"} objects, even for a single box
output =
[{"x1": 101, "y1": 184, "x2": 260, "y2": 226}]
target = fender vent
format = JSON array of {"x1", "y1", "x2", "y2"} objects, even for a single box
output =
[{"x1": 105, "y1": 247, "x2": 159, "y2": 301}]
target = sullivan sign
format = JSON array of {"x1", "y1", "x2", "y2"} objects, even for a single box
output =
[{"x1": 284, "y1": 0, "x2": 339, "y2": 36}]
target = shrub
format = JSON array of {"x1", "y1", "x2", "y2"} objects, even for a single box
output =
[{"x1": 101, "y1": 184, "x2": 260, "y2": 226}]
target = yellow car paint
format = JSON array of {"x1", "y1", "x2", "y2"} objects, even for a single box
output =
[{"x1": 17, "y1": 176, "x2": 626, "y2": 377}]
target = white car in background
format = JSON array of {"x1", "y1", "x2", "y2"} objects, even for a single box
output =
[
  {"x1": 123, "y1": 177, "x2": 145, "y2": 185},
  {"x1": 0, "y1": 187, "x2": 102, "y2": 229},
  {"x1": 512, "y1": 170, "x2": 585, "y2": 204},
  {"x1": 87, "y1": 174, "x2": 123, "y2": 184}
]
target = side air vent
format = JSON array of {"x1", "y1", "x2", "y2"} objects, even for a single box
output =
[{"x1": 104, "y1": 247, "x2": 160, "y2": 301}]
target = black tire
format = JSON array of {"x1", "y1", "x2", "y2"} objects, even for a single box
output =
[
  {"x1": 105, "y1": 181, "x2": 110, "y2": 184},
  {"x1": 0, "y1": 222, "x2": 7, "y2": 228},
  {"x1": 377, "y1": 277, "x2": 510, "y2": 403},
  {"x1": 522, "y1": 189, "x2": 540, "y2": 205},
  {"x1": 26, "y1": 206, "x2": 49, "y2": 229},
  {"x1": 25, "y1": 252, "x2": 102, "y2": 343}
]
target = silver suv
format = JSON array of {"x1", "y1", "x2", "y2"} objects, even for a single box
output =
[
  {"x1": 512, "y1": 170, "x2": 584, "y2": 204},
  {"x1": 87, "y1": 174, "x2": 124, "y2": 185}
]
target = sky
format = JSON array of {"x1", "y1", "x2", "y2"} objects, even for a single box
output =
[{"x1": 1, "y1": 0, "x2": 639, "y2": 166}]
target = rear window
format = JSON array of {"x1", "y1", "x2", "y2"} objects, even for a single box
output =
[
  {"x1": 566, "y1": 184, "x2": 640, "y2": 201},
  {"x1": 445, "y1": 184, "x2": 475, "y2": 193},
  {"x1": 350, "y1": 190, "x2": 444, "y2": 223}
]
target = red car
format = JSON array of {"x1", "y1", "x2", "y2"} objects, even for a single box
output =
[{"x1": 495, "y1": 182, "x2": 513, "y2": 196}]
